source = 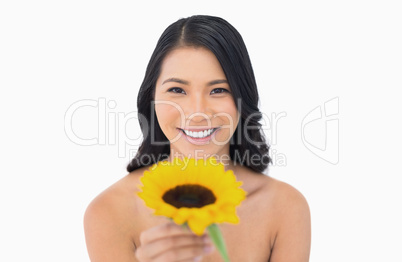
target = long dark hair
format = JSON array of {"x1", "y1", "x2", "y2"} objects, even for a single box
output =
[{"x1": 126, "y1": 15, "x2": 272, "y2": 173}]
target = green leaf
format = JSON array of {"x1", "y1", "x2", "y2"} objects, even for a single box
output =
[{"x1": 207, "y1": 224, "x2": 230, "y2": 262}]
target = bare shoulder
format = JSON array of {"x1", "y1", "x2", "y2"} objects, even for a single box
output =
[
  {"x1": 263, "y1": 176, "x2": 311, "y2": 262},
  {"x1": 248, "y1": 171, "x2": 310, "y2": 229},
  {"x1": 267, "y1": 176, "x2": 310, "y2": 212},
  {"x1": 236, "y1": 166, "x2": 309, "y2": 215},
  {"x1": 232, "y1": 164, "x2": 310, "y2": 214},
  {"x1": 83, "y1": 167, "x2": 149, "y2": 262},
  {"x1": 235, "y1": 166, "x2": 310, "y2": 261}
]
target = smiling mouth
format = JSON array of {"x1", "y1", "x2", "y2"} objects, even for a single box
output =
[{"x1": 178, "y1": 128, "x2": 219, "y2": 139}]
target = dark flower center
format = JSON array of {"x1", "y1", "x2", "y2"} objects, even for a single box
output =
[{"x1": 162, "y1": 184, "x2": 216, "y2": 208}]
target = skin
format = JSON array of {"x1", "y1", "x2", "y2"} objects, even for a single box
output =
[{"x1": 84, "y1": 46, "x2": 311, "y2": 262}]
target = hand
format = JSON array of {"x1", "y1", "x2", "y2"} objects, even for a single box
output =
[{"x1": 135, "y1": 221, "x2": 215, "y2": 262}]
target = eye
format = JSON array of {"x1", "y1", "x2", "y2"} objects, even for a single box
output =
[
  {"x1": 167, "y1": 87, "x2": 186, "y2": 94},
  {"x1": 210, "y1": 88, "x2": 230, "y2": 94}
]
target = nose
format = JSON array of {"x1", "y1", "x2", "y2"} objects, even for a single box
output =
[{"x1": 185, "y1": 93, "x2": 214, "y2": 123}]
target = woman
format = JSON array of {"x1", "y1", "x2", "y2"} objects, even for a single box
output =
[{"x1": 84, "y1": 15, "x2": 311, "y2": 262}]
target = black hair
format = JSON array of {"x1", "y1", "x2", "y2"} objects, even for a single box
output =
[{"x1": 126, "y1": 15, "x2": 272, "y2": 173}]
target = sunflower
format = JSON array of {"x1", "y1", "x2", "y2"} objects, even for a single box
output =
[{"x1": 137, "y1": 157, "x2": 247, "y2": 236}]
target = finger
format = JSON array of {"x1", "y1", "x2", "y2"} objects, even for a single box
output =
[
  {"x1": 152, "y1": 243, "x2": 215, "y2": 262},
  {"x1": 143, "y1": 234, "x2": 208, "y2": 259},
  {"x1": 139, "y1": 221, "x2": 197, "y2": 245}
]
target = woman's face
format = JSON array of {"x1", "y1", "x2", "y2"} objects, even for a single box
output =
[{"x1": 154, "y1": 46, "x2": 239, "y2": 159}]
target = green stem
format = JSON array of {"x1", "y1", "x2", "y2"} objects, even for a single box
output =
[{"x1": 207, "y1": 224, "x2": 230, "y2": 262}]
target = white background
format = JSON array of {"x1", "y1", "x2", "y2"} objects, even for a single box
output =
[{"x1": 1, "y1": 1, "x2": 401, "y2": 261}]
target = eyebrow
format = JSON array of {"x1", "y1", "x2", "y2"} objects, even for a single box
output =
[{"x1": 162, "y1": 78, "x2": 228, "y2": 86}]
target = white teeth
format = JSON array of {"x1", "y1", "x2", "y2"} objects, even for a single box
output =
[{"x1": 183, "y1": 128, "x2": 215, "y2": 138}]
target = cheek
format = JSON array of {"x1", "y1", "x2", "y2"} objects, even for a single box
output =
[
  {"x1": 214, "y1": 100, "x2": 239, "y2": 125},
  {"x1": 155, "y1": 104, "x2": 182, "y2": 129}
]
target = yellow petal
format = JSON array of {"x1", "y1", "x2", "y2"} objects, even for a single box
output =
[
  {"x1": 172, "y1": 207, "x2": 191, "y2": 225},
  {"x1": 154, "y1": 203, "x2": 177, "y2": 217},
  {"x1": 136, "y1": 156, "x2": 246, "y2": 234}
]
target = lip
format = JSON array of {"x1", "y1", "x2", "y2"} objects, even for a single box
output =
[{"x1": 177, "y1": 127, "x2": 220, "y2": 145}]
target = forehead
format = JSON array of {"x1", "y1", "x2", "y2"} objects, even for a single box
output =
[{"x1": 158, "y1": 47, "x2": 227, "y2": 83}]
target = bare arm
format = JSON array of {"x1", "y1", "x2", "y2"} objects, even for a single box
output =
[
  {"x1": 269, "y1": 182, "x2": 311, "y2": 262},
  {"x1": 83, "y1": 175, "x2": 214, "y2": 262}
]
